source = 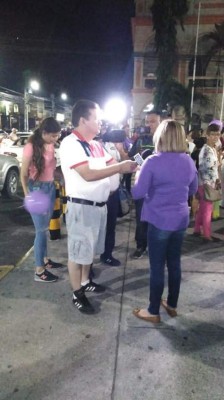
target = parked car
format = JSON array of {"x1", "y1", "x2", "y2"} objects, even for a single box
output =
[
  {"x1": 0, "y1": 154, "x2": 20, "y2": 198},
  {"x1": 0, "y1": 134, "x2": 61, "y2": 167},
  {"x1": 0, "y1": 135, "x2": 30, "y2": 165}
]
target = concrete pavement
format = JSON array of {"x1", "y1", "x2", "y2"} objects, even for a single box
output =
[{"x1": 1, "y1": 207, "x2": 224, "y2": 400}]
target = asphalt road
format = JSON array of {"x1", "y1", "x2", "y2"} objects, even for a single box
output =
[{"x1": 0, "y1": 186, "x2": 34, "y2": 266}]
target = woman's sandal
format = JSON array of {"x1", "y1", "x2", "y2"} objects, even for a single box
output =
[
  {"x1": 161, "y1": 299, "x2": 177, "y2": 317},
  {"x1": 44, "y1": 259, "x2": 64, "y2": 269},
  {"x1": 133, "y1": 308, "x2": 161, "y2": 323}
]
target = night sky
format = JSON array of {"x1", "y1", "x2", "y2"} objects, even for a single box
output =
[{"x1": 0, "y1": 0, "x2": 135, "y2": 107}]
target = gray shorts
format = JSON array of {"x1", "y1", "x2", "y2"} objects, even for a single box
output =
[{"x1": 66, "y1": 202, "x2": 107, "y2": 265}]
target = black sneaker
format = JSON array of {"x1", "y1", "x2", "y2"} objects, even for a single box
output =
[
  {"x1": 73, "y1": 287, "x2": 95, "y2": 314},
  {"x1": 35, "y1": 269, "x2": 58, "y2": 283},
  {"x1": 131, "y1": 248, "x2": 145, "y2": 259},
  {"x1": 202, "y1": 236, "x2": 220, "y2": 244},
  {"x1": 44, "y1": 259, "x2": 64, "y2": 269},
  {"x1": 192, "y1": 232, "x2": 201, "y2": 237},
  {"x1": 100, "y1": 255, "x2": 121, "y2": 266},
  {"x1": 83, "y1": 280, "x2": 106, "y2": 293}
]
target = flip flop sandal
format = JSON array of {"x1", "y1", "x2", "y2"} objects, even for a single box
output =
[
  {"x1": 133, "y1": 308, "x2": 160, "y2": 323},
  {"x1": 161, "y1": 299, "x2": 177, "y2": 317}
]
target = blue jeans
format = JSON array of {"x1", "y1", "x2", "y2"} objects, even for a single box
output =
[
  {"x1": 147, "y1": 223, "x2": 185, "y2": 315},
  {"x1": 28, "y1": 180, "x2": 56, "y2": 267}
]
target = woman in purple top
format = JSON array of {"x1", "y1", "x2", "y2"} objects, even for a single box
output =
[{"x1": 132, "y1": 120, "x2": 198, "y2": 323}]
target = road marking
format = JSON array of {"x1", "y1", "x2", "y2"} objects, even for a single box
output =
[
  {"x1": 16, "y1": 246, "x2": 34, "y2": 268},
  {"x1": 0, "y1": 246, "x2": 34, "y2": 281},
  {"x1": 0, "y1": 265, "x2": 14, "y2": 280}
]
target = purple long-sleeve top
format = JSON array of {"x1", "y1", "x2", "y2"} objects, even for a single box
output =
[{"x1": 131, "y1": 152, "x2": 198, "y2": 231}]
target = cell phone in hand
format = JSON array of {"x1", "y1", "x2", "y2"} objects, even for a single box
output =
[{"x1": 134, "y1": 153, "x2": 144, "y2": 166}]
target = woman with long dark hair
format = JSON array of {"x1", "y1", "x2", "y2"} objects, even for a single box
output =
[{"x1": 21, "y1": 117, "x2": 62, "y2": 282}]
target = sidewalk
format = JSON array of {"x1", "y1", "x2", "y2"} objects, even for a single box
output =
[{"x1": 1, "y1": 208, "x2": 224, "y2": 400}]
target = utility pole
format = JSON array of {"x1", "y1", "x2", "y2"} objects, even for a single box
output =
[
  {"x1": 51, "y1": 94, "x2": 55, "y2": 117},
  {"x1": 24, "y1": 80, "x2": 40, "y2": 131},
  {"x1": 220, "y1": 73, "x2": 224, "y2": 122},
  {"x1": 24, "y1": 89, "x2": 30, "y2": 131},
  {"x1": 190, "y1": 1, "x2": 201, "y2": 128}
]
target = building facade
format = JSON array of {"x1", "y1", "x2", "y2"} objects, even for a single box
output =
[
  {"x1": 132, "y1": 0, "x2": 224, "y2": 127},
  {"x1": 0, "y1": 89, "x2": 72, "y2": 131}
]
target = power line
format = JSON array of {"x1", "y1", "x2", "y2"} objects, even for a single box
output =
[{"x1": 0, "y1": 40, "x2": 130, "y2": 58}]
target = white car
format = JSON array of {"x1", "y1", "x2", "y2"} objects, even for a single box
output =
[
  {"x1": 0, "y1": 134, "x2": 61, "y2": 167},
  {"x1": 0, "y1": 154, "x2": 20, "y2": 198},
  {"x1": 0, "y1": 135, "x2": 30, "y2": 166}
]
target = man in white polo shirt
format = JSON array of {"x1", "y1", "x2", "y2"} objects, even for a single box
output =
[{"x1": 60, "y1": 99, "x2": 136, "y2": 314}]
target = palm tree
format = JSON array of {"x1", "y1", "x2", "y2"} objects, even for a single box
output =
[
  {"x1": 160, "y1": 78, "x2": 209, "y2": 120},
  {"x1": 199, "y1": 22, "x2": 224, "y2": 115},
  {"x1": 150, "y1": 0, "x2": 189, "y2": 110},
  {"x1": 200, "y1": 22, "x2": 224, "y2": 67}
]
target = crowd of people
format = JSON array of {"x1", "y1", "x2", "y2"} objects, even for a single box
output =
[{"x1": 20, "y1": 99, "x2": 224, "y2": 321}]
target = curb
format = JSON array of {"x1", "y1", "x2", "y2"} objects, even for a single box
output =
[
  {"x1": 16, "y1": 246, "x2": 34, "y2": 268},
  {"x1": 0, "y1": 265, "x2": 14, "y2": 280},
  {"x1": 0, "y1": 245, "x2": 34, "y2": 281}
]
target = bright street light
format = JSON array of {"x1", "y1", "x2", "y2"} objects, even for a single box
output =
[
  {"x1": 61, "y1": 93, "x2": 67, "y2": 101},
  {"x1": 103, "y1": 97, "x2": 127, "y2": 125},
  {"x1": 51, "y1": 92, "x2": 68, "y2": 117},
  {"x1": 30, "y1": 80, "x2": 40, "y2": 91}
]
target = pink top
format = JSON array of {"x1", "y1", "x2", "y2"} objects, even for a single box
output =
[{"x1": 23, "y1": 142, "x2": 56, "y2": 181}]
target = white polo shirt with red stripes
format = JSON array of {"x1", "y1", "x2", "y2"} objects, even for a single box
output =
[{"x1": 60, "y1": 131, "x2": 113, "y2": 202}]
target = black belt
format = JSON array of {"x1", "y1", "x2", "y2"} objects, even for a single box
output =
[{"x1": 67, "y1": 197, "x2": 106, "y2": 207}]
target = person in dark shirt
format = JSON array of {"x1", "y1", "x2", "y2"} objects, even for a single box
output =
[
  {"x1": 130, "y1": 110, "x2": 161, "y2": 259},
  {"x1": 191, "y1": 137, "x2": 206, "y2": 170}
]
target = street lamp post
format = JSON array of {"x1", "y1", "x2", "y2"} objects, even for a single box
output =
[
  {"x1": 51, "y1": 93, "x2": 68, "y2": 119},
  {"x1": 24, "y1": 80, "x2": 40, "y2": 131},
  {"x1": 51, "y1": 94, "x2": 56, "y2": 118},
  {"x1": 24, "y1": 89, "x2": 30, "y2": 132}
]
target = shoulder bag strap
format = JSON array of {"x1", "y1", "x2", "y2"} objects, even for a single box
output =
[{"x1": 77, "y1": 139, "x2": 92, "y2": 157}]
